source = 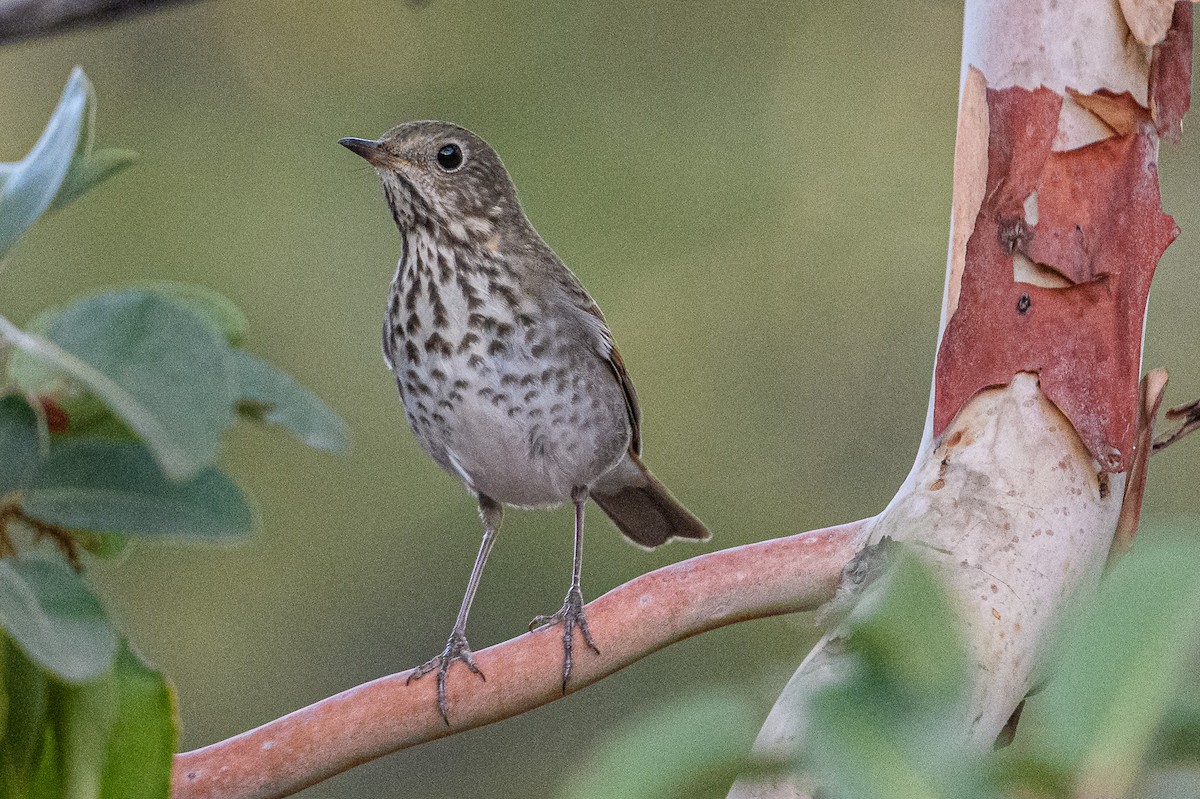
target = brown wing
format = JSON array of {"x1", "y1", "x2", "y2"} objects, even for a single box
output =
[{"x1": 579, "y1": 303, "x2": 642, "y2": 456}]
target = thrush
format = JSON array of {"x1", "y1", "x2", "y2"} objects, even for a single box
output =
[{"x1": 340, "y1": 121, "x2": 709, "y2": 722}]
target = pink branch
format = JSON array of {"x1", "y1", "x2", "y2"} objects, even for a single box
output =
[{"x1": 171, "y1": 520, "x2": 867, "y2": 799}]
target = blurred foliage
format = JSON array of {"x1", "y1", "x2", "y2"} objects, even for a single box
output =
[
  {"x1": 0, "y1": 3, "x2": 1196, "y2": 798},
  {"x1": 0, "y1": 68, "x2": 133, "y2": 255},
  {"x1": 562, "y1": 689, "x2": 769, "y2": 799},
  {"x1": 583, "y1": 538, "x2": 1200, "y2": 798},
  {"x1": 0, "y1": 68, "x2": 346, "y2": 797}
]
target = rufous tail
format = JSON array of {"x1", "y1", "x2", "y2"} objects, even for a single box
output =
[{"x1": 591, "y1": 452, "x2": 709, "y2": 548}]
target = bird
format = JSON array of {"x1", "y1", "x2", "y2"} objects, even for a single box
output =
[{"x1": 339, "y1": 121, "x2": 709, "y2": 723}]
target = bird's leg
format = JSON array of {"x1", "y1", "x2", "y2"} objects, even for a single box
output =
[
  {"x1": 529, "y1": 486, "x2": 600, "y2": 692},
  {"x1": 408, "y1": 495, "x2": 502, "y2": 724}
]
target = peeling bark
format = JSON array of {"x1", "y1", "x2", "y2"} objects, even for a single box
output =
[{"x1": 729, "y1": 2, "x2": 1192, "y2": 796}]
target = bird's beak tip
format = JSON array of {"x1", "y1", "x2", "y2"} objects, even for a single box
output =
[{"x1": 339, "y1": 137, "x2": 380, "y2": 157}]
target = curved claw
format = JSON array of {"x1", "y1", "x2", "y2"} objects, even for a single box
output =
[
  {"x1": 407, "y1": 629, "x2": 485, "y2": 724},
  {"x1": 530, "y1": 587, "x2": 600, "y2": 693}
]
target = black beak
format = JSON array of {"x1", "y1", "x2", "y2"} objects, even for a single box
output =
[{"x1": 339, "y1": 137, "x2": 388, "y2": 166}]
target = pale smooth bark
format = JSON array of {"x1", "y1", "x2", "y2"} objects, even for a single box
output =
[{"x1": 729, "y1": 1, "x2": 1173, "y2": 795}]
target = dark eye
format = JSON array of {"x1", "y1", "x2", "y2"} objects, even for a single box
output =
[{"x1": 436, "y1": 143, "x2": 463, "y2": 171}]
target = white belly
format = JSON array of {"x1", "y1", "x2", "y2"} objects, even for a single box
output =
[{"x1": 387, "y1": 252, "x2": 630, "y2": 506}]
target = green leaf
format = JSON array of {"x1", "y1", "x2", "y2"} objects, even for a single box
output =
[
  {"x1": 0, "y1": 289, "x2": 237, "y2": 480},
  {"x1": 0, "y1": 558, "x2": 117, "y2": 683},
  {"x1": 28, "y1": 725, "x2": 60, "y2": 799},
  {"x1": 5, "y1": 641, "x2": 175, "y2": 799},
  {"x1": 57, "y1": 670, "x2": 118, "y2": 799},
  {"x1": 562, "y1": 690, "x2": 765, "y2": 799},
  {"x1": 75, "y1": 532, "x2": 129, "y2": 561},
  {"x1": 5, "y1": 285, "x2": 347, "y2": 460},
  {"x1": 0, "y1": 395, "x2": 42, "y2": 496},
  {"x1": 0, "y1": 68, "x2": 132, "y2": 256},
  {"x1": 52, "y1": 149, "x2": 136, "y2": 213},
  {"x1": 99, "y1": 643, "x2": 177, "y2": 799},
  {"x1": 1013, "y1": 538, "x2": 1200, "y2": 796},
  {"x1": 232, "y1": 349, "x2": 349, "y2": 453},
  {"x1": 23, "y1": 439, "x2": 255, "y2": 539},
  {"x1": 0, "y1": 637, "x2": 50, "y2": 797},
  {"x1": 805, "y1": 683, "x2": 960, "y2": 799},
  {"x1": 844, "y1": 551, "x2": 971, "y2": 707},
  {"x1": 799, "y1": 553, "x2": 985, "y2": 799}
]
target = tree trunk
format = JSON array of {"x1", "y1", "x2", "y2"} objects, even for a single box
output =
[{"x1": 729, "y1": 1, "x2": 1192, "y2": 795}]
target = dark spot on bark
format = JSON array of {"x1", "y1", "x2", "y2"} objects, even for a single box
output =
[{"x1": 998, "y1": 217, "x2": 1030, "y2": 254}]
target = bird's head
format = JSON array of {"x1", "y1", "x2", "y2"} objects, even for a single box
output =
[{"x1": 340, "y1": 121, "x2": 522, "y2": 238}]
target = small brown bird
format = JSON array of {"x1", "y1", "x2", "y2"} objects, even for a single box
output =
[{"x1": 340, "y1": 121, "x2": 708, "y2": 722}]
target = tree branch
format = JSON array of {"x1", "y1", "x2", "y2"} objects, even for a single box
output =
[
  {"x1": 0, "y1": 0, "x2": 201, "y2": 44},
  {"x1": 170, "y1": 519, "x2": 867, "y2": 799}
]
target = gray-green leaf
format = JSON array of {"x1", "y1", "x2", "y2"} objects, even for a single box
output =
[
  {"x1": 799, "y1": 553, "x2": 985, "y2": 799},
  {"x1": 0, "y1": 290, "x2": 236, "y2": 480},
  {"x1": 0, "y1": 395, "x2": 42, "y2": 497},
  {"x1": 0, "y1": 559, "x2": 117, "y2": 684},
  {"x1": 23, "y1": 439, "x2": 255, "y2": 539},
  {"x1": 125, "y1": 280, "x2": 249, "y2": 347},
  {"x1": 233, "y1": 349, "x2": 349, "y2": 453},
  {"x1": 0, "y1": 67, "x2": 133, "y2": 256}
]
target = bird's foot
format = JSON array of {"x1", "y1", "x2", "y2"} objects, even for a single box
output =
[
  {"x1": 529, "y1": 586, "x2": 600, "y2": 692},
  {"x1": 407, "y1": 628, "x2": 485, "y2": 724}
]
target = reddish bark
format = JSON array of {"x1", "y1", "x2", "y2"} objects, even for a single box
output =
[
  {"x1": 933, "y1": 86, "x2": 1179, "y2": 471},
  {"x1": 1150, "y1": 2, "x2": 1194, "y2": 143}
]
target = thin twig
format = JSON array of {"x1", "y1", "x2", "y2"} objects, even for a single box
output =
[
  {"x1": 0, "y1": 499, "x2": 82, "y2": 570},
  {"x1": 1153, "y1": 396, "x2": 1200, "y2": 453},
  {"x1": 0, "y1": 0, "x2": 201, "y2": 45},
  {"x1": 171, "y1": 519, "x2": 868, "y2": 799}
]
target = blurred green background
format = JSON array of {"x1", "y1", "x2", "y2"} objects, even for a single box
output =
[{"x1": 1, "y1": 2, "x2": 1197, "y2": 796}]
